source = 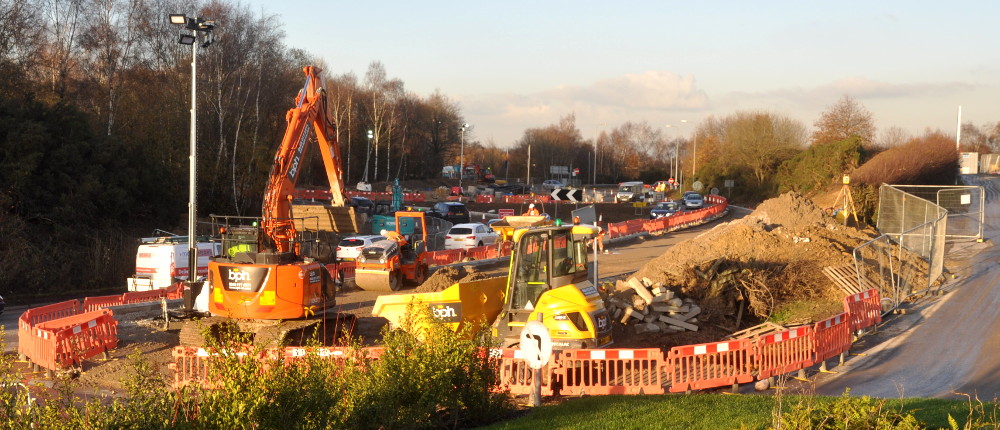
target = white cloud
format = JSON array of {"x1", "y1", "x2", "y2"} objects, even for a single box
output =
[{"x1": 458, "y1": 70, "x2": 710, "y2": 145}]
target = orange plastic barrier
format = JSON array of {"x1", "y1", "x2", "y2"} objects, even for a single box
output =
[
  {"x1": 755, "y1": 326, "x2": 815, "y2": 380},
  {"x1": 465, "y1": 245, "x2": 492, "y2": 260},
  {"x1": 424, "y1": 249, "x2": 466, "y2": 266},
  {"x1": 346, "y1": 191, "x2": 427, "y2": 203},
  {"x1": 814, "y1": 313, "x2": 851, "y2": 363},
  {"x1": 490, "y1": 348, "x2": 555, "y2": 396},
  {"x1": 607, "y1": 222, "x2": 628, "y2": 238},
  {"x1": 666, "y1": 338, "x2": 755, "y2": 393},
  {"x1": 82, "y1": 295, "x2": 125, "y2": 312},
  {"x1": 843, "y1": 289, "x2": 882, "y2": 332},
  {"x1": 38, "y1": 309, "x2": 119, "y2": 370},
  {"x1": 165, "y1": 282, "x2": 186, "y2": 299},
  {"x1": 122, "y1": 289, "x2": 166, "y2": 304},
  {"x1": 475, "y1": 194, "x2": 495, "y2": 203},
  {"x1": 554, "y1": 348, "x2": 665, "y2": 395}
]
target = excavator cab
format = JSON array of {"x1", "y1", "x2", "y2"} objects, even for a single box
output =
[{"x1": 494, "y1": 225, "x2": 612, "y2": 349}]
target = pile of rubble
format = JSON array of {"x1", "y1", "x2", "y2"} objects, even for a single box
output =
[{"x1": 603, "y1": 277, "x2": 702, "y2": 335}]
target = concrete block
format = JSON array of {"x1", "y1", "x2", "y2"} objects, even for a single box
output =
[
  {"x1": 667, "y1": 298, "x2": 683, "y2": 307},
  {"x1": 659, "y1": 315, "x2": 699, "y2": 331},
  {"x1": 628, "y1": 278, "x2": 655, "y2": 305}
]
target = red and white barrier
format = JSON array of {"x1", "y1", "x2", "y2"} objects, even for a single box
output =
[
  {"x1": 666, "y1": 339, "x2": 755, "y2": 393},
  {"x1": 554, "y1": 348, "x2": 665, "y2": 395},
  {"x1": 844, "y1": 289, "x2": 882, "y2": 332},
  {"x1": 756, "y1": 326, "x2": 815, "y2": 380}
]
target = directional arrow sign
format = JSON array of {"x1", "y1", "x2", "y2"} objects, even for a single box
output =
[{"x1": 550, "y1": 188, "x2": 583, "y2": 202}]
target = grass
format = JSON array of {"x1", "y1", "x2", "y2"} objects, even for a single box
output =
[{"x1": 478, "y1": 393, "x2": 981, "y2": 430}]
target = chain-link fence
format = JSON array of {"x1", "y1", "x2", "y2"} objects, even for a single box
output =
[
  {"x1": 851, "y1": 185, "x2": 950, "y2": 311},
  {"x1": 878, "y1": 184, "x2": 984, "y2": 241}
]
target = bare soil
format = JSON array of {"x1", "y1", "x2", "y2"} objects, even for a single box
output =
[{"x1": 64, "y1": 191, "x2": 888, "y2": 393}]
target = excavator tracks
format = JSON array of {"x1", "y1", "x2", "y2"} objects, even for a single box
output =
[{"x1": 178, "y1": 314, "x2": 357, "y2": 348}]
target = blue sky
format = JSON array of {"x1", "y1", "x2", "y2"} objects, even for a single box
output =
[{"x1": 244, "y1": 0, "x2": 997, "y2": 147}]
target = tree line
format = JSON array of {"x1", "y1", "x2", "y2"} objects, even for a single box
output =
[{"x1": 0, "y1": 0, "x2": 994, "y2": 295}]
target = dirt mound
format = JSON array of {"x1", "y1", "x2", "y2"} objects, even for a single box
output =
[
  {"x1": 414, "y1": 265, "x2": 499, "y2": 293},
  {"x1": 634, "y1": 192, "x2": 880, "y2": 324}
]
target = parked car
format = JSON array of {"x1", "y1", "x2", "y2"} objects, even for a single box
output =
[
  {"x1": 683, "y1": 192, "x2": 704, "y2": 209},
  {"x1": 427, "y1": 201, "x2": 471, "y2": 224},
  {"x1": 542, "y1": 179, "x2": 566, "y2": 191},
  {"x1": 350, "y1": 196, "x2": 376, "y2": 215},
  {"x1": 444, "y1": 223, "x2": 500, "y2": 250},
  {"x1": 336, "y1": 234, "x2": 386, "y2": 262},
  {"x1": 650, "y1": 201, "x2": 682, "y2": 219}
]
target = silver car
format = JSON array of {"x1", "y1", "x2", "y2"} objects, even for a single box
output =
[{"x1": 683, "y1": 192, "x2": 704, "y2": 209}]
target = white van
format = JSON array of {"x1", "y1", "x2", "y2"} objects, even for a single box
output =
[
  {"x1": 615, "y1": 181, "x2": 647, "y2": 203},
  {"x1": 127, "y1": 236, "x2": 220, "y2": 291}
]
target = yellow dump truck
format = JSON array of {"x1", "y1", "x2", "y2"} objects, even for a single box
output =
[{"x1": 373, "y1": 223, "x2": 613, "y2": 349}]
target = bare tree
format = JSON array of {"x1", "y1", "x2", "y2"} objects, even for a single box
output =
[
  {"x1": 78, "y1": 0, "x2": 147, "y2": 135},
  {"x1": 812, "y1": 95, "x2": 876, "y2": 147},
  {"x1": 39, "y1": 0, "x2": 85, "y2": 98},
  {"x1": 876, "y1": 126, "x2": 912, "y2": 150}
]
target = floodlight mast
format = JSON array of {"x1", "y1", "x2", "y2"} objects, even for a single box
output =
[{"x1": 169, "y1": 13, "x2": 215, "y2": 310}]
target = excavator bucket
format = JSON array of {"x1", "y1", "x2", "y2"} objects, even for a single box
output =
[
  {"x1": 355, "y1": 268, "x2": 401, "y2": 292},
  {"x1": 292, "y1": 204, "x2": 360, "y2": 234}
]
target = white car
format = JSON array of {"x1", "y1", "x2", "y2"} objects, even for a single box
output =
[
  {"x1": 444, "y1": 223, "x2": 500, "y2": 250},
  {"x1": 542, "y1": 179, "x2": 566, "y2": 191},
  {"x1": 336, "y1": 235, "x2": 385, "y2": 262}
]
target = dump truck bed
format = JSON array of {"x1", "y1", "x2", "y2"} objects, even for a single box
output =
[{"x1": 372, "y1": 276, "x2": 508, "y2": 333}]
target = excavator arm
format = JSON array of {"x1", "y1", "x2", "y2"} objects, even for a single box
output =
[{"x1": 260, "y1": 66, "x2": 352, "y2": 253}]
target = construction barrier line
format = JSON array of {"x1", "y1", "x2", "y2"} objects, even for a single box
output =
[
  {"x1": 666, "y1": 338, "x2": 755, "y2": 393},
  {"x1": 554, "y1": 348, "x2": 665, "y2": 395},
  {"x1": 844, "y1": 288, "x2": 882, "y2": 332},
  {"x1": 756, "y1": 326, "x2": 815, "y2": 380}
]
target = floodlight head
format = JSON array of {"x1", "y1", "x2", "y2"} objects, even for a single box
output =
[
  {"x1": 178, "y1": 33, "x2": 196, "y2": 45},
  {"x1": 169, "y1": 14, "x2": 188, "y2": 25}
]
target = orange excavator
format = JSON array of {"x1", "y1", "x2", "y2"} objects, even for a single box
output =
[{"x1": 180, "y1": 66, "x2": 358, "y2": 347}]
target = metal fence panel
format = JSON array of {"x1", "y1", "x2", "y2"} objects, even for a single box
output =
[{"x1": 856, "y1": 185, "x2": 949, "y2": 310}]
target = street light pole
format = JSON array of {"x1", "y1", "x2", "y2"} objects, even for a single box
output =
[
  {"x1": 664, "y1": 124, "x2": 674, "y2": 181},
  {"x1": 169, "y1": 13, "x2": 214, "y2": 311},
  {"x1": 460, "y1": 123, "x2": 469, "y2": 193}
]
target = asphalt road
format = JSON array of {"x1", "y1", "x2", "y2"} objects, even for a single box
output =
[{"x1": 815, "y1": 176, "x2": 1000, "y2": 399}]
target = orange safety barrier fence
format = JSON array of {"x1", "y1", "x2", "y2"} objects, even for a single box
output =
[
  {"x1": 625, "y1": 219, "x2": 644, "y2": 235},
  {"x1": 465, "y1": 245, "x2": 492, "y2": 260},
  {"x1": 165, "y1": 282, "x2": 186, "y2": 299},
  {"x1": 554, "y1": 348, "x2": 665, "y2": 395},
  {"x1": 122, "y1": 289, "x2": 167, "y2": 304},
  {"x1": 424, "y1": 249, "x2": 466, "y2": 266},
  {"x1": 475, "y1": 194, "x2": 495, "y2": 203},
  {"x1": 666, "y1": 338, "x2": 755, "y2": 393},
  {"x1": 82, "y1": 295, "x2": 125, "y2": 312},
  {"x1": 344, "y1": 190, "x2": 426, "y2": 202},
  {"x1": 38, "y1": 309, "x2": 119, "y2": 371},
  {"x1": 844, "y1": 289, "x2": 882, "y2": 332},
  {"x1": 755, "y1": 326, "x2": 815, "y2": 380},
  {"x1": 814, "y1": 313, "x2": 851, "y2": 363},
  {"x1": 490, "y1": 348, "x2": 555, "y2": 396},
  {"x1": 18, "y1": 300, "x2": 82, "y2": 365}
]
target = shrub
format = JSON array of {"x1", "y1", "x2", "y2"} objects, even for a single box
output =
[
  {"x1": 851, "y1": 131, "x2": 959, "y2": 186},
  {"x1": 776, "y1": 137, "x2": 864, "y2": 195},
  {"x1": 775, "y1": 390, "x2": 924, "y2": 429}
]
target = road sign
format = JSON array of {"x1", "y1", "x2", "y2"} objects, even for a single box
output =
[
  {"x1": 573, "y1": 167, "x2": 580, "y2": 176},
  {"x1": 693, "y1": 181, "x2": 704, "y2": 192},
  {"x1": 550, "y1": 188, "x2": 583, "y2": 202},
  {"x1": 499, "y1": 209, "x2": 515, "y2": 217},
  {"x1": 519, "y1": 321, "x2": 552, "y2": 370}
]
